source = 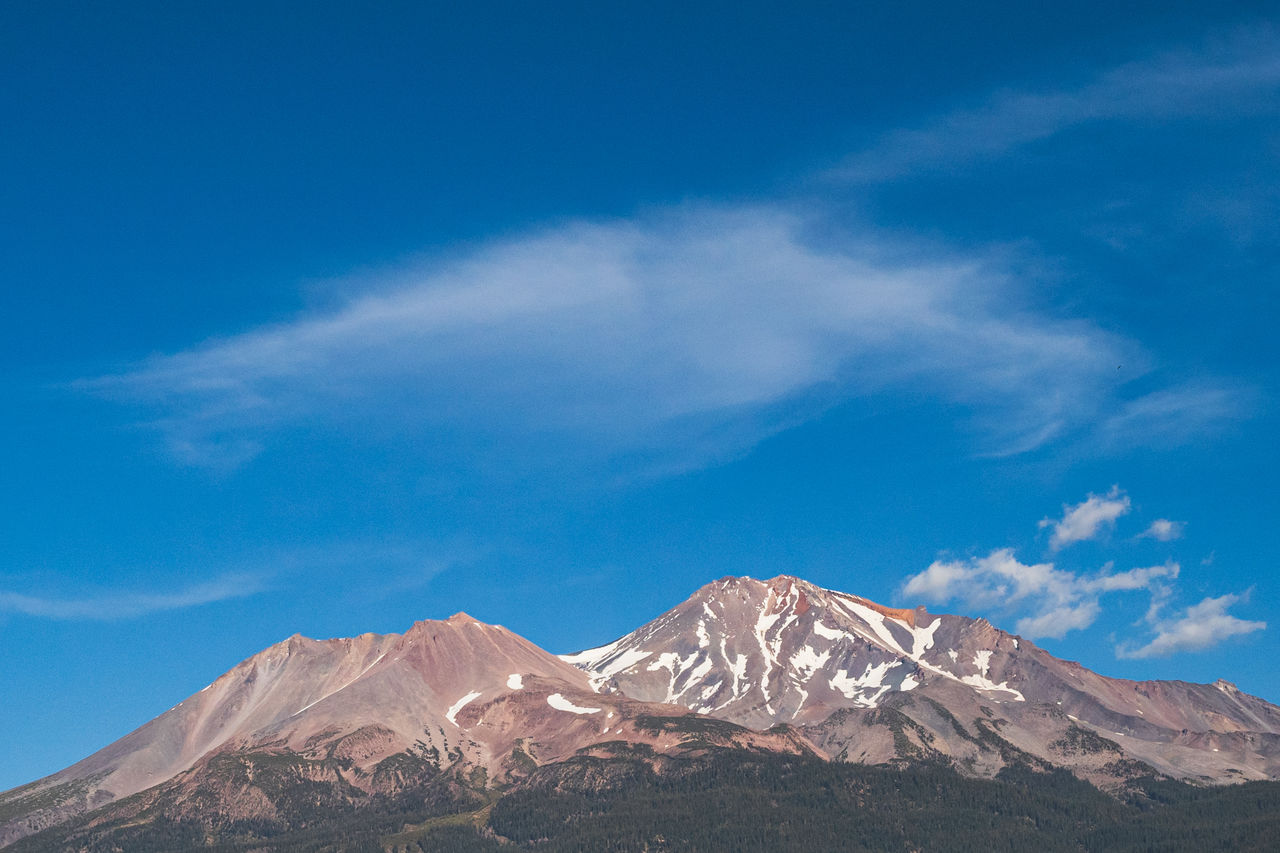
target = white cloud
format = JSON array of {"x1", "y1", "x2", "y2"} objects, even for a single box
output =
[
  {"x1": 901, "y1": 489, "x2": 1263, "y2": 655},
  {"x1": 0, "y1": 574, "x2": 264, "y2": 621},
  {"x1": 1016, "y1": 602, "x2": 1101, "y2": 640},
  {"x1": 1041, "y1": 486, "x2": 1131, "y2": 550},
  {"x1": 901, "y1": 557, "x2": 982, "y2": 603},
  {"x1": 1139, "y1": 519, "x2": 1186, "y2": 542},
  {"x1": 834, "y1": 30, "x2": 1280, "y2": 182},
  {"x1": 901, "y1": 547, "x2": 1178, "y2": 640},
  {"x1": 79, "y1": 205, "x2": 1227, "y2": 475},
  {"x1": 1091, "y1": 562, "x2": 1180, "y2": 592},
  {"x1": 1118, "y1": 593, "x2": 1266, "y2": 659},
  {"x1": 1096, "y1": 383, "x2": 1253, "y2": 451}
]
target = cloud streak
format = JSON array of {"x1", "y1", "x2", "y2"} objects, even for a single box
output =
[
  {"x1": 78, "y1": 205, "x2": 1223, "y2": 474},
  {"x1": 0, "y1": 574, "x2": 264, "y2": 621},
  {"x1": 74, "y1": 35, "x2": 1268, "y2": 475},
  {"x1": 834, "y1": 29, "x2": 1280, "y2": 182}
]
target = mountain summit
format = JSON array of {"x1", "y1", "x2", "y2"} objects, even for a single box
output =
[
  {"x1": 3, "y1": 574, "x2": 1277, "y2": 848},
  {"x1": 563, "y1": 575, "x2": 1280, "y2": 780}
]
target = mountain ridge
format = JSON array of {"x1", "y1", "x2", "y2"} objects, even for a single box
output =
[{"x1": 2, "y1": 572, "x2": 1276, "y2": 848}]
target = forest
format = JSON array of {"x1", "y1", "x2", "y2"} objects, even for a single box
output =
[{"x1": 7, "y1": 747, "x2": 1279, "y2": 852}]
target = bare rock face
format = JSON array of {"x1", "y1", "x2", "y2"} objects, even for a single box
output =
[
  {"x1": 3, "y1": 574, "x2": 1278, "y2": 847},
  {"x1": 562, "y1": 576, "x2": 1280, "y2": 784}
]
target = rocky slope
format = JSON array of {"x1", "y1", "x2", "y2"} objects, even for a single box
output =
[
  {"x1": 563, "y1": 576, "x2": 1280, "y2": 783},
  {"x1": 3, "y1": 574, "x2": 1278, "y2": 848}
]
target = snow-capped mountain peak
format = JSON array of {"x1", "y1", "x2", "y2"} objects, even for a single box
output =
[{"x1": 561, "y1": 575, "x2": 1016, "y2": 727}]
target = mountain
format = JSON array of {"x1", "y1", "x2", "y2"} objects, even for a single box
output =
[
  {"x1": 564, "y1": 576, "x2": 1280, "y2": 783},
  {"x1": 3, "y1": 574, "x2": 1278, "y2": 850},
  {"x1": 0, "y1": 610, "x2": 809, "y2": 848}
]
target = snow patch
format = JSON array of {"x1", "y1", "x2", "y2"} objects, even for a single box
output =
[
  {"x1": 829, "y1": 660, "x2": 902, "y2": 706},
  {"x1": 696, "y1": 620, "x2": 711, "y2": 649},
  {"x1": 547, "y1": 693, "x2": 601, "y2": 714},
  {"x1": 562, "y1": 639, "x2": 653, "y2": 691},
  {"x1": 790, "y1": 644, "x2": 832, "y2": 679},
  {"x1": 812, "y1": 621, "x2": 845, "y2": 641},
  {"x1": 973, "y1": 650, "x2": 993, "y2": 678},
  {"x1": 910, "y1": 618, "x2": 941, "y2": 659},
  {"x1": 673, "y1": 655, "x2": 715, "y2": 703},
  {"x1": 835, "y1": 597, "x2": 909, "y2": 657},
  {"x1": 957, "y1": 672, "x2": 1024, "y2": 701},
  {"x1": 507, "y1": 673, "x2": 523, "y2": 690},
  {"x1": 916, "y1": 658, "x2": 1025, "y2": 701},
  {"x1": 730, "y1": 652, "x2": 749, "y2": 698},
  {"x1": 446, "y1": 691, "x2": 482, "y2": 726}
]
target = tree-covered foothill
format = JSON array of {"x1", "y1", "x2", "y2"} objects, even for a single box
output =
[{"x1": 5, "y1": 749, "x2": 1279, "y2": 852}]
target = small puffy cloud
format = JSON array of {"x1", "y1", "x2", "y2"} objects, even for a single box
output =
[
  {"x1": 1016, "y1": 602, "x2": 1100, "y2": 639},
  {"x1": 903, "y1": 489, "x2": 1256, "y2": 655},
  {"x1": 901, "y1": 548, "x2": 1177, "y2": 640},
  {"x1": 1118, "y1": 593, "x2": 1266, "y2": 659},
  {"x1": 1041, "y1": 486, "x2": 1131, "y2": 550},
  {"x1": 1091, "y1": 561, "x2": 1180, "y2": 592},
  {"x1": 1139, "y1": 519, "x2": 1186, "y2": 541},
  {"x1": 901, "y1": 558, "x2": 978, "y2": 603}
]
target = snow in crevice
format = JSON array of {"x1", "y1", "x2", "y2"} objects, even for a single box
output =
[
  {"x1": 563, "y1": 637, "x2": 653, "y2": 691},
  {"x1": 915, "y1": 657, "x2": 1025, "y2": 701},
  {"x1": 834, "y1": 597, "x2": 909, "y2": 657},
  {"x1": 673, "y1": 655, "x2": 715, "y2": 703},
  {"x1": 790, "y1": 644, "x2": 832, "y2": 680},
  {"x1": 292, "y1": 651, "x2": 388, "y2": 716},
  {"x1": 446, "y1": 691, "x2": 482, "y2": 726},
  {"x1": 829, "y1": 660, "x2": 902, "y2": 706},
  {"x1": 812, "y1": 620, "x2": 845, "y2": 641},
  {"x1": 547, "y1": 693, "x2": 601, "y2": 714},
  {"x1": 754, "y1": 609, "x2": 783, "y2": 705},
  {"x1": 729, "y1": 650, "x2": 749, "y2": 698},
  {"x1": 647, "y1": 649, "x2": 708, "y2": 704},
  {"x1": 910, "y1": 618, "x2": 941, "y2": 659},
  {"x1": 696, "y1": 620, "x2": 711, "y2": 649}
]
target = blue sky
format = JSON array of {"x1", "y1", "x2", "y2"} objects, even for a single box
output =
[{"x1": 2, "y1": 2, "x2": 1278, "y2": 789}]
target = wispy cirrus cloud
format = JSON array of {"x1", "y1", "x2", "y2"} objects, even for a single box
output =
[
  {"x1": 833, "y1": 29, "x2": 1280, "y2": 183},
  {"x1": 0, "y1": 574, "x2": 265, "y2": 621},
  {"x1": 75, "y1": 33, "x2": 1270, "y2": 475},
  {"x1": 1096, "y1": 383, "x2": 1254, "y2": 451},
  {"x1": 76, "y1": 205, "x2": 1234, "y2": 475}
]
